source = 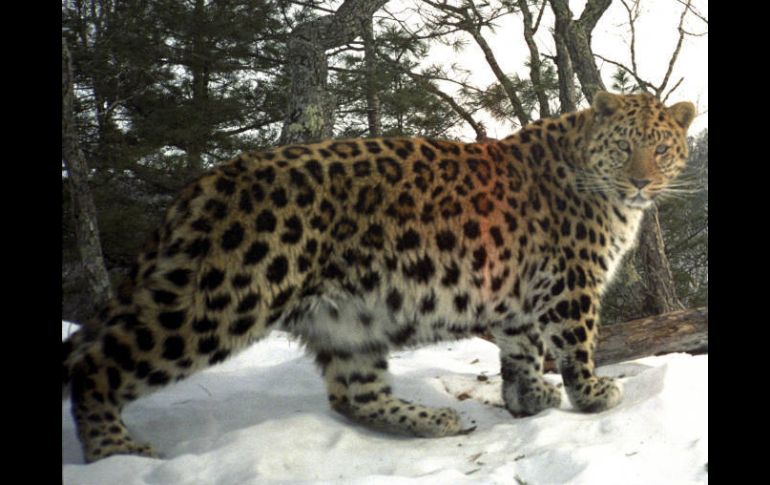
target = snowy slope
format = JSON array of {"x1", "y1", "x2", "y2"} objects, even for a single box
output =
[{"x1": 62, "y1": 322, "x2": 708, "y2": 484}]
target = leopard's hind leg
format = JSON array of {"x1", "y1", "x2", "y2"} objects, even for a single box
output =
[
  {"x1": 493, "y1": 323, "x2": 562, "y2": 416},
  {"x1": 315, "y1": 348, "x2": 463, "y2": 437}
]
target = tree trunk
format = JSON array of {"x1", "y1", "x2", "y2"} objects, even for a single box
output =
[
  {"x1": 517, "y1": 0, "x2": 550, "y2": 118},
  {"x1": 548, "y1": 0, "x2": 611, "y2": 103},
  {"x1": 551, "y1": 4, "x2": 577, "y2": 113},
  {"x1": 362, "y1": 15, "x2": 382, "y2": 137},
  {"x1": 63, "y1": 38, "x2": 113, "y2": 315},
  {"x1": 637, "y1": 206, "x2": 684, "y2": 314},
  {"x1": 543, "y1": 307, "x2": 708, "y2": 371},
  {"x1": 187, "y1": 0, "x2": 210, "y2": 173},
  {"x1": 280, "y1": 0, "x2": 389, "y2": 145},
  {"x1": 279, "y1": 25, "x2": 333, "y2": 144}
]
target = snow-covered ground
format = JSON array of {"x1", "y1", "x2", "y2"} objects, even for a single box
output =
[{"x1": 62, "y1": 321, "x2": 707, "y2": 484}]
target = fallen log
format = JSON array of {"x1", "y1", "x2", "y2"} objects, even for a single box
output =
[
  {"x1": 543, "y1": 307, "x2": 708, "y2": 371},
  {"x1": 595, "y1": 307, "x2": 708, "y2": 366}
]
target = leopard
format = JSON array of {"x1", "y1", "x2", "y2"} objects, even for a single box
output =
[{"x1": 62, "y1": 91, "x2": 696, "y2": 463}]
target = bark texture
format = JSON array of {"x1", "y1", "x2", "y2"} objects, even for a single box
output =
[
  {"x1": 637, "y1": 207, "x2": 684, "y2": 314},
  {"x1": 280, "y1": 0, "x2": 389, "y2": 144},
  {"x1": 548, "y1": 0, "x2": 611, "y2": 102},
  {"x1": 594, "y1": 307, "x2": 707, "y2": 366},
  {"x1": 517, "y1": 0, "x2": 550, "y2": 118},
  {"x1": 551, "y1": 4, "x2": 577, "y2": 113},
  {"x1": 62, "y1": 38, "x2": 113, "y2": 314}
]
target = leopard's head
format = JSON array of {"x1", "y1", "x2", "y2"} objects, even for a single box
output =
[{"x1": 583, "y1": 91, "x2": 696, "y2": 209}]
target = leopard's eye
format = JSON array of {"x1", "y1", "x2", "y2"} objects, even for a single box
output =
[
  {"x1": 616, "y1": 140, "x2": 630, "y2": 151},
  {"x1": 655, "y1": 144, "x2": 669, "y2": 155}
]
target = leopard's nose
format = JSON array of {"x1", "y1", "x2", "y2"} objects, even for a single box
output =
[{"x1": 630, "y1": 178, "x2": 651, "y2": 189}]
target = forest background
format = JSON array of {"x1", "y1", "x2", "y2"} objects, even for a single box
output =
[{"x1": 61, "y1": 0, "x2": 708, "y2": 328}]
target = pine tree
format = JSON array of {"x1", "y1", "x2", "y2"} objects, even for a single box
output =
[
  {"x1": 61, "y1": 0, "x2": 290, "y2": 319},
  {"x1": 611, "y1": 68, "x2": 633, "y2": 94},
  {"x1": 659, "y1": 130, "x2": 708, "y2": 308},
  {"x1": 330, "y1": 20, "x2": 460, "y2": 138}
]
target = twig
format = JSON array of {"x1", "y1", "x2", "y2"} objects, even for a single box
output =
[
  {"x1": 673, "y1": 0, "x2": 708, "y2": 25},
  {"x1": 594, "y1": 54, "x2": 653, "y2": 92},
  {"x1": 533, "y1": 0, "x2": 547, "y2": 34},
  {"x1": 619, "y1": 0, "x2": 640, "y2": 75},
  {"x1": 657, "y1": 0, "x2": 691, "y2": 97},
  {"x1": 378, "y1": 53, "x2": 488, "y2": 140},
  {"x1": 283, "y1": 0, "x2": 337, "y2": 14},
  {"x1": 662, "y1": 77, "x2": 684, "y2": 104},
  {"x1": 517, "y1": 0, "x2": 550, "y2": 117}
]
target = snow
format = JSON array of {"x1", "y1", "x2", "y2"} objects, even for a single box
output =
[{"x1": 62, "y1": 322, "x2": 707, "y2": 484}]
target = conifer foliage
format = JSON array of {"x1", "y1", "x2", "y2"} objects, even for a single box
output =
[{"x1": 62, "y1": 0, "x2": 707, "y2": 324}]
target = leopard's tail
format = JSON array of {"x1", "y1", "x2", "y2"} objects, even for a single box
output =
[
  {"x1": 62, "y1": 329, "x2": 78, "y2": 399},
  {"x1": 62, "y1": 325, "x2": 97, "y2": 400}
]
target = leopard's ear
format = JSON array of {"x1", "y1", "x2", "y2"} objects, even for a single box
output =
[
  {"x1": 668, "y1": 101, "x2": 696, "y2": 129},
  {"x1": 592, "y1": 91, "x2": 622, "y2": 117}
]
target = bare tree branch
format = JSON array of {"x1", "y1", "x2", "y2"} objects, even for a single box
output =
[
  {"x1": 550, "y1": 5, "x2": 576, "y2": 113},
  {"x1": 379, "y1": 5, "x2": 459, "y2": 41},
  {"x1": 532, "y1": 0, "x2": 547, "y2": 34},
  {"x1": 378, "y1": 53, "x2": 488, "y2": 140},
  {"x1": 596, "y1": 0, "x2": 705, "y2": 102},
  {"x1": 662, "y1": 77, "x2": 685, "y2": 104},
  {"x1": 416, "y1": 78, "x2": 488, "y2": 141},
  {"x1": 594, "y1": 54, "x2": 654, "y2": 92},
  {"x1": 656, "y1": 0, "x2": 691, "y2": 97},
  {"x1": 283, "y1": 0, "x2": 337, "y2": 14},
  {"x1": 518, "y1": 0, "x2": 551, "y2": 117},
  {"x1": 668, "y1": 222, "x2": 708, "y2": 255},
  {"x1": 421, "y1": 0, "x2": 530, "y2": 125},
  {"x1": 619, "y1": 0, "x2": 640, "y2": 75},
  {"x1": 673, "y1": 0, "x2": 708, "y2": 25},
  {"x1": 681, "y1": 28, "x2": 707, "y2": 37},
  {"x1": 218, "y1": 118, "x2": 281, "y2": 136},
  {"x1": 417, "y1": 68, "x2": 485, "y2": 94}
]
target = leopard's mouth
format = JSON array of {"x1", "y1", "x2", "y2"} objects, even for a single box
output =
[{"x1": 624, "y1": 192, "x2": 653, "y2": 209}]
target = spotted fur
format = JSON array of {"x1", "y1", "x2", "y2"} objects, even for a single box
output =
[{"x1": 62, "y1": 91, "x2": 696, "y2": 462}]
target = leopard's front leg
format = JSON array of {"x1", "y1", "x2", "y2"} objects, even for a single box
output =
[{"x1": 540, "y1": 287, "x2": 621, "y2": 413}]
